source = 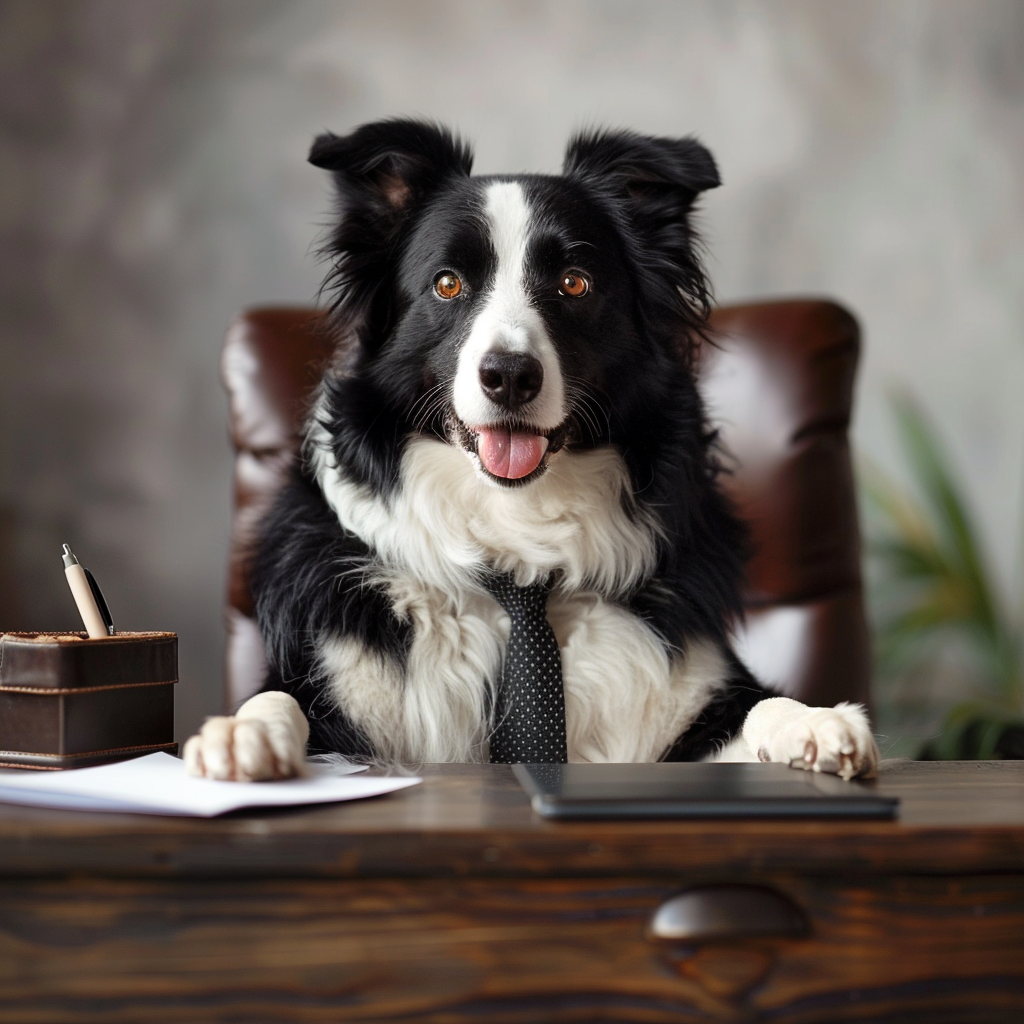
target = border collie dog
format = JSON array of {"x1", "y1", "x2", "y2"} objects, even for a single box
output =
[{"x1": 184, "y1": 119, "x2": 878, "y2": 782}]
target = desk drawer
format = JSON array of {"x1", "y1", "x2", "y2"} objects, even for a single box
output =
[{"x1": 2, "y1": 875, "x2": 1024, "y2": 1022}]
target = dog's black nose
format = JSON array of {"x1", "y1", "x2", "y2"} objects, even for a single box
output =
[{"x1": 478, "y1": 352, "x2": 544, "y2": 409}]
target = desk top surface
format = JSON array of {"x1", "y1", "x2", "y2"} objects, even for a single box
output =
[{"x1": 1, "y1": 760, "x2": 1023, "y2": 879}]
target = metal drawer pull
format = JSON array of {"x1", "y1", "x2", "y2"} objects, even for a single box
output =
[{"x1": 648, "y1": 884, "x2": 807, "y2": 942}]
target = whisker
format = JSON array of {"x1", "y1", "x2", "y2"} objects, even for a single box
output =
[
  {"x1": 563, "y1": 376, "x2": 611, "y2": 443},
  {"x1": 418, "y1": 394, "x2": 453, "y2": 438},
  {"x1": 408, "y1": 381, "x2": 450, "y2": 432}
]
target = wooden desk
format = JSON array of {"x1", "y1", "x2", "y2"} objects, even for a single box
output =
[{"x1": 2, "y1": 761, "x2": 1024, "y2": 1023}]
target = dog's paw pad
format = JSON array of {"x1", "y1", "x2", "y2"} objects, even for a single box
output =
[{"x1": 767, "y1": 704, "x2": 878, "y2": 780}]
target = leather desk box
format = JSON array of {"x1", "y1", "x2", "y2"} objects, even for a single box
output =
[{"x1": 0, "y1": 631, "x2": 178, "y2": 770}]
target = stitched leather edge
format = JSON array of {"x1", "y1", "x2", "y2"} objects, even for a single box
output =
[
  {"x1": 0, "y1": 679, "x2": 178, "y2": 695},
  {"x1": 0, "y1": 741, "x2": 178, "y2": 760}
]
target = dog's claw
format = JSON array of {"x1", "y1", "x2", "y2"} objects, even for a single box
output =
[{"x1": 747, "y1": 700, "x2": 879, "y2": 781}]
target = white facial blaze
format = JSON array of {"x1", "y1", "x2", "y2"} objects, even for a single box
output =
[{"x1": 451, "y1": 181, "x2": 566, "y2": 432}]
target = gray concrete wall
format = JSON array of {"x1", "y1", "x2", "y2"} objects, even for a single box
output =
[{"x1": 1, "y1": 0, "x2": 1022, "y2": 740}]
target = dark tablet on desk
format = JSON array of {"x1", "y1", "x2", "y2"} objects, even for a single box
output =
[{"x1": 513, "y1": 762, "x2": 899, "y2": 819}]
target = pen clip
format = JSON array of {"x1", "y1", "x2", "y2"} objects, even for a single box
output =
[{"x1": 84, "y1": 567, "x2": 115, "y2": 636}]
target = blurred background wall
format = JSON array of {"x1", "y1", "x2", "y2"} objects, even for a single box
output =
[{"x1": 1, "y1": 0, "x2": 1021, "y2": 747}]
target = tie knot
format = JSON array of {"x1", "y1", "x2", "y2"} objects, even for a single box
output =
[{"x1": 482, "y1": 572, "x2": 551, "y2": 617}]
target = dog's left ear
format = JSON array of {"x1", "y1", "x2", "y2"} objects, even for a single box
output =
[
  {"x1": 563, "y1": 129, "x2": 719, "y2": 219},
  {"x1": 564, "y1": 131, "x2": 719, "y2": 333},
  {"x1": 310, "y1": 119, "x2": 473, "y2": 233}
]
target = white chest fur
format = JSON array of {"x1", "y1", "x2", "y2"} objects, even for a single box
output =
[
  {"x1": 312, "y1": 432, "x2": 725, "y2": 763},
  {"x1": 320, "y1": 575, "x2": 725, "y2": 764},
  {"x1": 310, "y1": 433, "x2": 661, "y2": 595}
]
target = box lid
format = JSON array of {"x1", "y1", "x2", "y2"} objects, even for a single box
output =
[{"x1": 0, "y1": 632, "x2": 178, "y2": 691}]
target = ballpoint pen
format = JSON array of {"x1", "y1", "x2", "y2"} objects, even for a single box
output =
[{"x1": 61, "y1": 543, "x2": 115, "y2": 638}]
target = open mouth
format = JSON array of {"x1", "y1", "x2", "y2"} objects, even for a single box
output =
[{"x1": 450, "y1": 417, "x2": 568, "y2": 485}]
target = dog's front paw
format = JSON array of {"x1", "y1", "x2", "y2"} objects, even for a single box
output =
[
  {"x1": 182, "y1": 691, "x2": 309, "y2": 782},
  {"x1": 748, "y1": 698, "x2": 879, "y2": 780}
]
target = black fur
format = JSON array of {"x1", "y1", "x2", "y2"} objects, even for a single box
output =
[
  {"x1": 251, "y1": 472, "x2": 409, "y2": 757},
  {"x1": 662, "y1": 652, "x2": 767, "y2": 762},
  {"x1": 252, "y1": 119, "x2": 769, "y2": 762}
]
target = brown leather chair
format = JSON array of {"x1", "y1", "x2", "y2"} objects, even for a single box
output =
[{"x1": 220, "y1": 300, "x2": 870, "y2": 714}]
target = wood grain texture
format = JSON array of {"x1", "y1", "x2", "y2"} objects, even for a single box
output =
[
  {"x1": 3, "y1": 762, "x2": 1024, "y2": 1022},
  {"x1": 2, "y1": 761, "x2": 1024, "y2": 879},
  {"x1": 2, "y1": 875, "x2": 1024, "y2": 1023}
]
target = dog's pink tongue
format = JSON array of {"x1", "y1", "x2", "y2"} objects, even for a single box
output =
[{"x1": 476, "y1": 428, "x2": 546, "y2": 479}]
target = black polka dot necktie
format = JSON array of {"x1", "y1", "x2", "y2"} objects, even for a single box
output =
[{"x1": 483, "y1": 573, "x2": 568, "y2": 764}]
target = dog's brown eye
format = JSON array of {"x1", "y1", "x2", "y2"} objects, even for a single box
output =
[
  {"x1": 434, "y1": 273, "x2": 462, "y2": 299},
  {"x1": 560, "y1": 271, "x2": 590, "y2": 297}
]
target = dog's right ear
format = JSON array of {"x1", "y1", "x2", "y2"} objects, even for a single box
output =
[{"x1": 310, "y1": 119, "x2": 473, "y2": 232}]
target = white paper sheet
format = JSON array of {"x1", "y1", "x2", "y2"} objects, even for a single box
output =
[{"x1": 0, "y1": 752, "x2": 420, "y2": 817}]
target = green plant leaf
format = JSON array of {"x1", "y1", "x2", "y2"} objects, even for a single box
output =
[
  {"x1": 862, "y1": 391, "x2": 1024, "y2": 756},
  {"x1": 891, "y1": 393, "x2": 1003, "y2": 644}
]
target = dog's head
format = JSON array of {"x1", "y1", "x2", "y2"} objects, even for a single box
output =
[{"x1": 310, "y1": 119, "x2": 719, "y2": 489}]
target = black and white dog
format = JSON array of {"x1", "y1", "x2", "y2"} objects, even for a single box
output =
[{"x1": 185, "y1": 119, "x2": 878, "y2": 781}]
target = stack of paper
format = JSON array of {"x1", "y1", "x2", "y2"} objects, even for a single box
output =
[{"x1": 0, "y1": 752, "x2": 420, "y2": 816}]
